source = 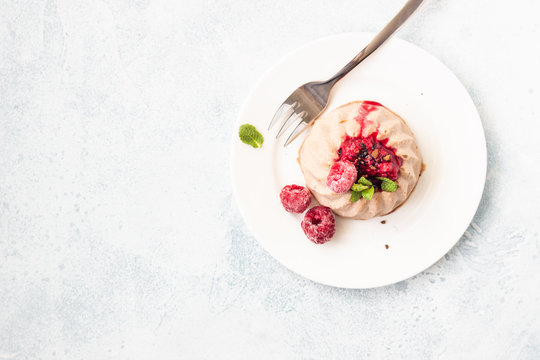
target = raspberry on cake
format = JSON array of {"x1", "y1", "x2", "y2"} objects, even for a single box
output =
[
  {"x1": 298, "y1": 100, "x2": 422, "y2": 220},
  {"x1": 338, "y1": 132, "x2": 402, "y2": 181},
  {"x1": 326, "y1": 160, "x2": 357, "y2": 193}
]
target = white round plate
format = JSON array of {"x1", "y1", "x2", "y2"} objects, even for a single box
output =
[{"x1": 231, "y1": 33, "x2": 486, "y2": 289}]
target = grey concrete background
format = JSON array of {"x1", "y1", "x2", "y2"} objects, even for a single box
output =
[{"x1": 1, "y1": 0, "x2": 539, "y2": 359}]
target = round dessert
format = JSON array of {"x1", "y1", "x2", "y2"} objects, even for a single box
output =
[{"x1": 298, "y1": 101, "x2": 422, "y2": 220}]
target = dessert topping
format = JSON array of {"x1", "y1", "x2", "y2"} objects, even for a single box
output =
[
  {"x1": 326, "y1": 161, "x2": 358, "y2": 194},
  {"x1": 377, "y1": 177, "x2": 398, "y2": 192},
  {"x1": 349, "y1": 176, "x2": 398, "y2": 202},
  {"x1": 338, "y1": 132, "x2": 402, "y2": 181}
]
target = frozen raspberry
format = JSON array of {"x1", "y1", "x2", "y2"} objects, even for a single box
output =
[
  {"x1": 280, "y1": 184, "x2": 311, "y2": 213},
  {"x1": 301, "y1": 206, "x2": 336, "y2": 244},
  {"x1": 326, "y1": 161, "x2": 357, "y2": 193},
  {"x1": 338, "y1": 139, "x2": 361, "y2": 162}
]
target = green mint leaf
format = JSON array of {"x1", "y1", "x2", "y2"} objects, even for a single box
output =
[
  {"x1": 357, "y1": 176, "x2": 372, "y2": 186},
  {"x1": 376, "y1": 177, "x2": 398, "y2": 192},
  {"x1": 350, "y1": 191, "x2": 362, "y2": 202},
  {"x1": 381, "y1": 181, "x2": 398, "y2": 192},
  {"x1": 351, "y1": 184, "x2": 369, "y2": 192},
  {"x1": 239, "y1": 124, "x2": 264, "y2": 148},
  {"x1": 361, "y1": 186, "x2": 374, "y2": 200}
]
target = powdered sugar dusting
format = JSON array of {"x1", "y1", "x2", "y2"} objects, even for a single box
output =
[
  {"x1": 301, "y1": 206, "x2": 336, "y2": 244},
  {"x1": 280, "y1": 185, "x2": 312, "y2": 213},
  {"x1": 326, "y1": 161, "x2": 358, "y2": 193}
]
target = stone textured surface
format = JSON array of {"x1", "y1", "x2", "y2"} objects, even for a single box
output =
[{"x1": 1, "y1": 0, "x2": 539, "y2": 359}]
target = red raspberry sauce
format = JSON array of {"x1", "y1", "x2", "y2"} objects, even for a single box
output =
[
  {"x1": 355, "y1": 101, "x2": 382, "y2": 137},
  {"x1": 337, "y1": 102, "x2": 402, "y2": 181}
]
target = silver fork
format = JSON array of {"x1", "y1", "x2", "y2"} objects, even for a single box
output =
[{"x1": 269, "y1": 0, "x2": 425, "y2": 146}]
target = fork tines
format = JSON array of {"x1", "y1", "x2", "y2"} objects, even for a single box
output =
[{"x1": 268, "y1": 102, "x2": 308, "y2": 145}]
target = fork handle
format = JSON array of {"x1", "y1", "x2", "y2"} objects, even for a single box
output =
[{"x1": 326, "y1": 0, "x2": 425, "y2": 85}]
